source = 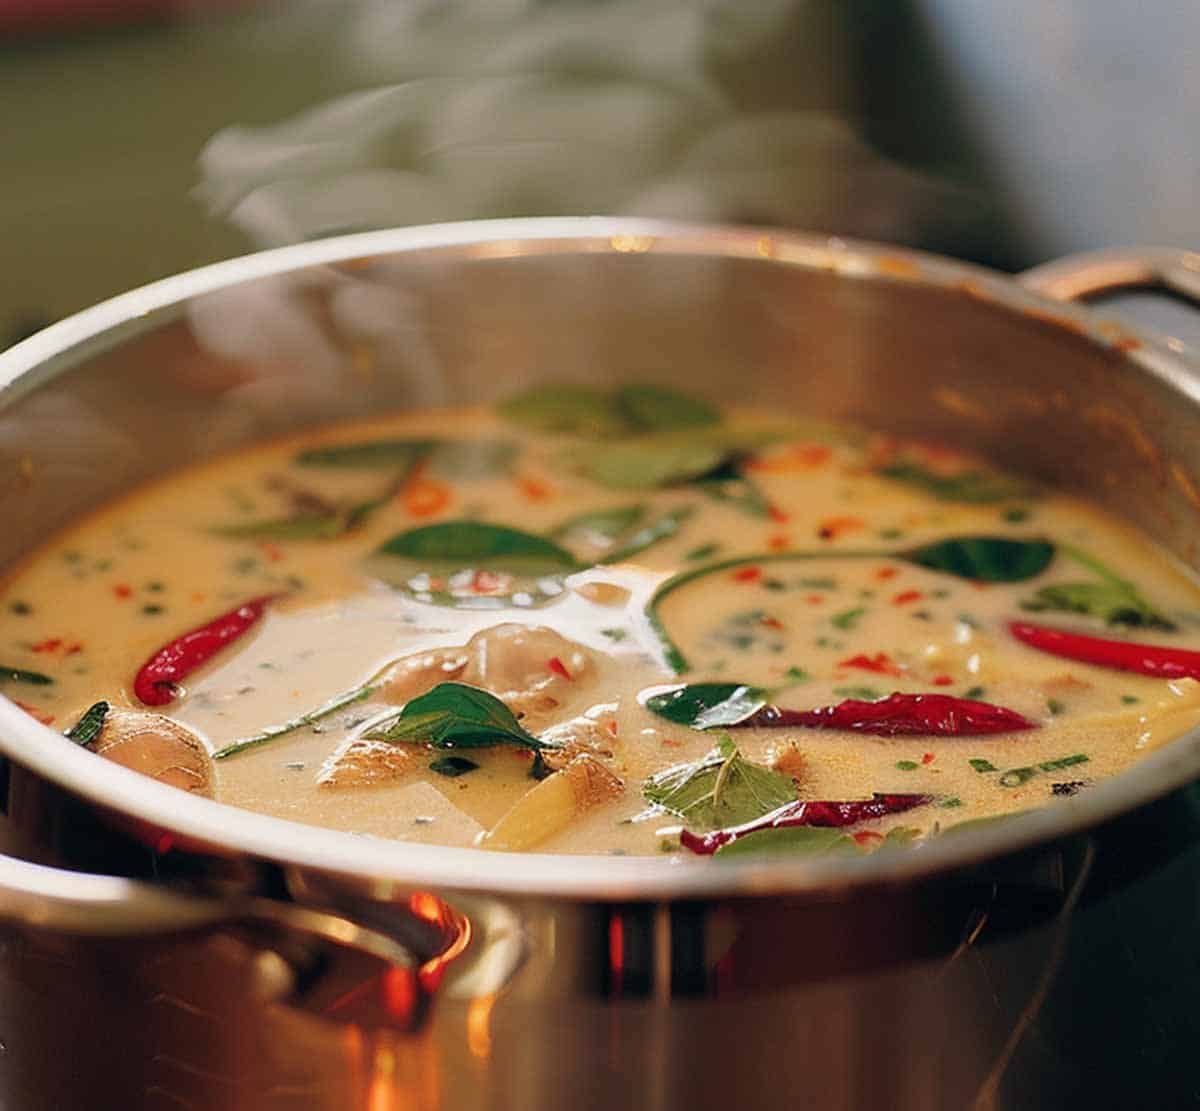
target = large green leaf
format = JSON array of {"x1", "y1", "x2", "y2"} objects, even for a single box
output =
[
  {"x1": 901, "y1": 536, "x2": 1055, "y2": 582},
  {"x1": 642, "y1": 736, "x2": 795, "y2": 832},
  {"x1": 714, "y1": 825, "x2": 860, "y2": 857},
  {"x1": 369, "y1": 682, "x2": 552, "y2": 750},
  {"x1": 641, "y1": 682, "x2": 768, "y2": 729},
  {"x1": 497, "y1": 385, "x2": 632, "y2": 438},
  {"x1": 566, "y1": 439, "x2": 728, "y2": 489},
  {"x1": 1022, "y1": 581, "x2": 1174, "y2": 630},
  {"x1": 616, "y1": 384, "x2": 720, "y2": 430},
  {"x1": 877, "y1": 462, "x2": 1032, "y2": 504},
  {"x1": 369, "y1": 521, "x2": 580, "y2": 608}
]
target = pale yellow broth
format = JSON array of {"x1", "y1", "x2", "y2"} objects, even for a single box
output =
[{"x1": 4, "y1": 402, "x2": 1200, "y2": 857}]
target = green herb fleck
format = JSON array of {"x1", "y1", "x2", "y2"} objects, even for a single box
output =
[
  {"x1": 937, "y1": 796, "x2": 964, "y2": 808},
  {"x1": 429, "y1": 755, "x2": 480, "y2": 778},
  {"x1": 833, "y1": 685, "x2": 883, "y2": 700},
  {"x1": 969, "y1": 758, "x2": 998, "y2": 773},
  {"x1": 1038, "y1": 753, "x2": 1089, "y2": 773},
  {"x1": 895, "y1": 760, "x2": 919, "y2": 771},
  {"x1": 1046, "y1": 698, "x2": 1066, "y2": 716},
  {"x1": 141, "y1": 604, "x2": 164, "y2": 616},
  {"x1": 963, "y1": 686, "x2": 986, "y2": 700},
  {"x1": 65, "y1": 701, "x2": 108, "y2": 747},
  {"x1": 601, "y1": 627, "x2": 628, "y2": 642},
  {"x1": 686, "y1": 543, "x2": 721, "y2": 562},
  {"x1": 1003, "y1": 507, "x2": 1031, "y2": 523},
  {"x1": 0, "y1": 665, "x2": 53, "y2": 686},
  {"x1": 1121, "y1": 694, "x2": 1139, "y2": 704},
  {"x1": 783, "y1": 666, "x2": 809, "y2": 682},
  {"x1": 830, "y1": 606, "x2": 866, "y2": 631},
  {"x1": 7, "y1": 601, "x2": 31, "y2": 616}
]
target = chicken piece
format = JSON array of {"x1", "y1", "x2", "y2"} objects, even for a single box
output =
[
  {"x1": 459, "y1": 624, "x2": 592, "y2": 727},
  {"x1": 317, "y1": 736, "x2": 415, "y2": 788},
  {"x1": 538, "y1": 702, "x2": 620, "y2": 773},
  {"x1": 478, "y1": 754, "x2": 624, "y2": 852},
  {"x1": 94, "y1": 710, "x2": 213, "y2": 797},
  {"x1": 382, "y1": 648, "x2": 469, "y2": 703}
]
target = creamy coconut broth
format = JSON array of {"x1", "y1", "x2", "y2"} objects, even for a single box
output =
[{"x1": 5, "y1": 385, "x2": 1200, "y2": 858}]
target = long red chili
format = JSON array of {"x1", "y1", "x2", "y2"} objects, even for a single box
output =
[
  {"x1": 134, "y1": 595, "x2": 278, "y2": 706},
  {"x1": 681, "y1": 793, "x2": 932, "y2": 855},
  {"x1": 742, "y1": 692, "x2": 1036, "y2": 736},
  {"x1": 1009, "y1": 620, "x2": 1200, "y2": 681}
]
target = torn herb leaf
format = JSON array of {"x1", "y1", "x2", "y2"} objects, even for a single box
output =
[
  {"x1": 65, "y1": 700, "x2": 108, "y2": 747},
  {"x1": 1021, "y1": 580, "x2": 1175, "y2": 630},
  {"x1": 903, "y1": 536, "x2": 1055, "y2": 582},
  {"x1": 0, "y1": 665, "x2": 53, "y2": 686},
  {"x1": 641, "y1": 682, "x2": 768, "y2": 729},
  {"x1": 617, "y1": 384, "x2": 720, "y2": 430},
  {"x1": 429, "y1": 755, "x2": 480, "y2": 778},
  {"x1": 369, "y1": 682, "x2": 553, "y2": 750},
  {"x1": 878, "y1": 462, "x2": 1033, "y2": 504},
  {"x1": 642, "y1": 735, "x2": 794, "y2": 832}
]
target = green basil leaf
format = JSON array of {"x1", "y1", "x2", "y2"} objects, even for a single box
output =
[
  {"x1": 714, "y1": 825, "x2": 860, "y2": 857},
  {"x1": 369, "y1": 682, "x2": 552, "y2": 750},
  {"x1": 1022, "y1": 580, "x2": 1174, "y2": 630},
  {"x1": 369, "y1": 521, "x2": 580, "y2": 608},
  {"x1": 641, "y1": 682, "x2": 767, "y2": 729},
  {"x1": 498, "y1": 385, "x2": 631, "y2": 438},
  {"x1": 642, "y1": 735, "x2": 795, "y2": 831},
  {"x1": 551, "y1": 504, "x2": 647, "y2": 548},
  {"x1": 902, "y1": 536, "x2": 1055, "y2": 582},
  {"x1": 0, "y1": 665, "x2": 53, "y2": 686},
  {"x1": 692, "y1": 463, "x2": 772, "y2": 518},
  {"x1": 601, "y1": 505, "x2": 695, "y2": 564},
  {"x1": 567, "y1": 439, "x2": 729, "y2": 489},
  {"x1": 65, "y1": 700, "x2": 108, "y2": 747},
  {"x1": 295, "y1": 439, "x2": 436, "y2": 469},
  {"x1": 617, "y1": 384, "x2": 720, "y2": 430},
  {"x1": 878, "y1": 462, "x2": 1032, "y2": 504}
]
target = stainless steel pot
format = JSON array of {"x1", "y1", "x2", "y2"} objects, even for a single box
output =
[{"x1": 1, "y1": 221, "x2": 1199, "y2": 1110}]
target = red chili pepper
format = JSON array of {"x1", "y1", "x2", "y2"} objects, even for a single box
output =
[
  {"x1": 680, "y1": 793, "x2": 932, "y2": 855},
  {"x1": 1009, "y1": 620, "x2": 1200, "y2": 681},
  {"x1": 743, "y1": 692, "x2": 1036, "y2": 737},
  {"x1": 134, "y1": 595, "x2": 278, "y2": 706},
  {"x1": 731, "y1": 566, "x2": 763, "y2": 584},
  {"x1": 892, "y1": 589, "x2": 923, "y2": 605},
  {"x1": 839, "y1": 652, "x2": 903, "y2": 677}
]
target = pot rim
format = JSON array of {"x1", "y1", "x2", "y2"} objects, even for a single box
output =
[{"x1": 3, "y1": 215, "x2": 1199, "y2": 901}]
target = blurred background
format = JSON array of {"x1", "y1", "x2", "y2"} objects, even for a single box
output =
[{"x1": 2, "y1": 0, "x2": 1198, "y2": 348}]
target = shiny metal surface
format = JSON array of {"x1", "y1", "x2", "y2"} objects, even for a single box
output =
[
  {"x1": 2, "y1": 220, "x2": 1200, "y2": 1108},
  {"x1": 1019, "y1": 246, "x2": 1200, "y2": 306}
]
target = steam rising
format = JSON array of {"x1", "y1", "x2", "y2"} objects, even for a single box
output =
[{"x1": 199, "y1": 0, "x2": 972, "y2": 248}]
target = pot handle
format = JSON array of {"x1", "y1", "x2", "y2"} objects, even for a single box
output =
[{"x1": 1018, "y1": 246, "x2": 1200, "y2": 306}]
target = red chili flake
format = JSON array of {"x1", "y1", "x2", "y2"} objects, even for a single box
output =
[
  {"x1": 767, "y1": 534, "x2": 791, "y2": 551},
  {"x1": 921, "y1": 752, "x2": 935, "y2": 765},
  {"x1": 892, "y1": 589, "x2": 923, "y2": 605},
  {"x1": 403, "y1": 476, "x2": 452, "y2": 519},
  {"x1": 258, "y1": 542, "x2": 285, "y2": 563},
  {"x1": 817, "y1": 515, "x2": 865, "y2": 541},
  {"x1": 768, "y1": 505, "x2": 790, "y2": 523},
  {"x1": 518, "y1": 476, "x2": 553, "y2": 502},
  {"x1": 605, "y1": 719, "x2": 619, "y2": 736},
  {"x1": 731, "y1": 566, "x2": 763, "y2": 584},
  {"x1": 113, "y1": 583, "x2": 133, "y2": 599},
  {"x1": 64, "y1": 641, "x2": 83, "y2": 656},
  {"x1": 12, "y1": 699, "x2": 54, "y2": 725},
  {"x1": 661, "y1": 737, "x2": 683, "y2": 748},
  {"x1": 30, "y1": 638, "x2": 62, "y2": 654},
  {"x1": 932, "y1": 674, "x2": 954, "y2": 686},
  {"x1": 547, "y1": 656, "x2": 572, "y2": 680},
  {"x1": 469, "y1": 570, "x2": 510, "y2": 595},
  {"x1": 805, "y1": 594, "x2": 824, "y2": 605},
  {"x1": 839, "y1": 652, "x2": 903, "y2": 677},
  {"x1": 760, "y1": 616, "x2": 785, "y2": 631},
  {"x1": 875, "y1": 566, "x2": 899, "y2": 581},
  {"x1": 853, "y1": 830, "x2": 884, "y2": 847}
]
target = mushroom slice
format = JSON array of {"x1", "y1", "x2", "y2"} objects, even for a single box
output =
[
  {"x1": 317, "y1": 736, "x2": 414, "y2": 789},
  {"x1": 94, "y1": 710, "x2": 213, "y2": 796},
  {"x1": 381, "y1": 648, "x2": 469, "y2": 704},
  {"x1": 478, "y1": 754, "x2": 624, "y2": 852},
  {"x1": 460, "y1": 623, "x2": 592, "y2": 726}
]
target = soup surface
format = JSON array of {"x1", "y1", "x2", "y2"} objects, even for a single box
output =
[{"x1": 5, "y1": 385, "x2": 1200, "y2": 858}]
